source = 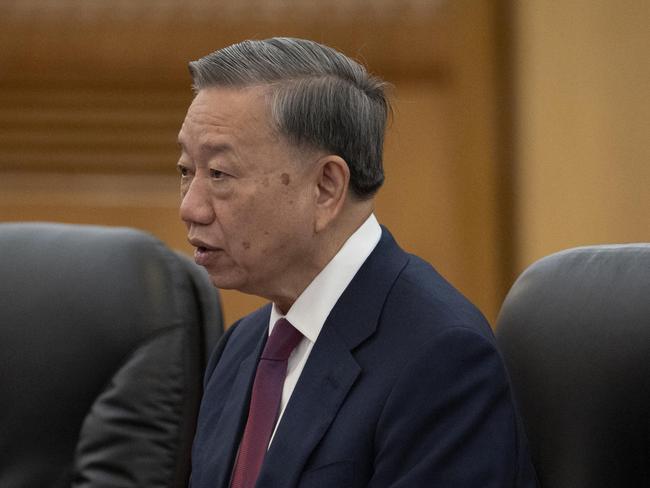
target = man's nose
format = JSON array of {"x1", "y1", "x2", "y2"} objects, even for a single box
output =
[{"x1": 179, "y1": 178, "x2": 215, "y2": 226}]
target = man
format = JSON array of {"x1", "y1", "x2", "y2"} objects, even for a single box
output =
[{"x1": 179, "y1": 37, "x2": 537, "y2": 487}]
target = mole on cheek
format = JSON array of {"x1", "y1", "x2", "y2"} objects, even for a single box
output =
[
  {"x1": 242, "y1": 241, "x2": 251, "y2": 250},
  {"x1": 281, "y1": 173, "x2": 290, "y2": 185}
]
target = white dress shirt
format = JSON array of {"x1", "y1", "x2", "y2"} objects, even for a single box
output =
[{"x1": 267, "y1": 213, "x2": 382, "y2": 444}]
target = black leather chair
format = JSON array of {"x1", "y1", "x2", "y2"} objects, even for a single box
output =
[
  {"x1": 496, "y1": 244, "x2": 650, "y2": 488},
  {"x1": 0, "y1": 223, "x2": 223, "y2": 488}
]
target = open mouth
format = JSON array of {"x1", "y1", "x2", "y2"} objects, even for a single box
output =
[
  {"x1": 188, "y1": 237, "x2": 221, "y2": 265},
  {"x1": 194, "y1": 246, "x2": 218, "y2": 266}
]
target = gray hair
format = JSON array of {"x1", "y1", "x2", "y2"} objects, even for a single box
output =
[{"x1": 188, "y1": 37, "x2": 390, "y2": 199}]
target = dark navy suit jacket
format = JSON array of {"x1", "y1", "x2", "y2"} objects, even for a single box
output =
[{"x1": 190, "y1": 228, "x2": 538, "y2": 487}]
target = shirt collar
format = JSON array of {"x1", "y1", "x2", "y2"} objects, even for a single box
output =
[{"x1": 269, "y1": 213, "x2": 382, "y2": 342}]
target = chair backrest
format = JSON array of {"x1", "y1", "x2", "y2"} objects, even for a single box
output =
[
  {"x1": 0, "y1": 222, "x2": 224, "y2": 488},
  {"x1": 496, "y1": 244, "x2": 650, "y2": 488}
]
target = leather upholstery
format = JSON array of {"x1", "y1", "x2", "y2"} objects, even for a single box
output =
[
  {"x1": 496, "y1": 244, "x2": 650, "y2": 488},
  {"x1": 0, "y1": 223, "x2": 223, "y2": 488}
]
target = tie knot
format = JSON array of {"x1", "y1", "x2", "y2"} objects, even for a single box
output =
[{"x1": 261, "y1": 318, "x2": 303, "y2": 361}]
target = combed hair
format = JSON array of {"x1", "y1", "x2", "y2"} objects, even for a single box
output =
[{"x1": 188, "y1": 37, "x2": 390, "y2": 199}]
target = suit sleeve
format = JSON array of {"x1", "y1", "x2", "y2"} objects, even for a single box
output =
[{"x1": 370, "y1": 326, "x2": 533, "y2": 487}]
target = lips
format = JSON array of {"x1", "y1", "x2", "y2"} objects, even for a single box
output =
[
  {"x1": 188, "y1": 237, "x2": 221, "y2": 266},
  {"x1": 194, "y1": 246, "x2": 218, "y2": 266}
]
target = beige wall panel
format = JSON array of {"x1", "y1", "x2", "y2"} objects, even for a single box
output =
[
  {"x1": 445, "y1": 0, "x2": 504, "y2": 322},
  {"x1": 379, "y1": 84, "x2": 458, "y2": 274},
  {"x1": 0, "y1": 0, "x2": 449, "y2": 85},
  {"x1": 516, "y1": 1, "x2": 650, "y2": 270},
  {"x1": 380, "y1": 76, "x2": 501, "y2": 323}
]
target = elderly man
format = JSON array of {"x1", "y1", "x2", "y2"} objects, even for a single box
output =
[{"x1": 178, "y1": 37, "x2": 537, "y2": 488}]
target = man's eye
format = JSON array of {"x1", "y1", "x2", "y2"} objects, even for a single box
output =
[
  {"x1": 210, "y1": 169, "x2": 226, "y2": 179},
  {"x1": 177, "y1": 164, "x2": 189, "y2": 177}
]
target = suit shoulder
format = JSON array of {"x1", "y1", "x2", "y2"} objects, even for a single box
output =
[{"x1": 384, "y1": 253, "x2": 493, "y2": 340}]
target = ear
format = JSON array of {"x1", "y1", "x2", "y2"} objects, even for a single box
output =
[{"x1": 313, "y1": 155, "x2": 350, "y2": 233}]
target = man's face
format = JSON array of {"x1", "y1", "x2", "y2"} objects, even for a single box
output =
[{"x1": 177, "y1": 86, "x2": 318, "y2": 301}]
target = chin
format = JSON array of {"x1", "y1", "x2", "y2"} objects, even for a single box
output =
[
  {"x1": 206, "y1": 270, "x2": 270, "y2": 301},
  {"x1": 206, "y1": 272, "x2": 246, "y2": 291}
]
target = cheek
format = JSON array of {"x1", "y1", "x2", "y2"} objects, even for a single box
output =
[
  {"x1": 229, "y1": 182, "x2": 312, "y2": 254},
  {"x1": 226, "y1": 195, "x2": 274, "y2": 248}
]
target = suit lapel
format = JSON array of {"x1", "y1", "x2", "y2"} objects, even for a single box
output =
[
  {"x1": 204, "y1": 311, "x2": 269, "y2": 488},
  {"x1": 256, "y1": 322, "x2": 361, "y2": 487},
  {"x1": 255, "y1": 228, "x2": 409, "y2": 487}
]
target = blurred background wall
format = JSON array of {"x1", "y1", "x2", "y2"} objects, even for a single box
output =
[
  {"x1": 515, "y1": 1, "x2": 650, "y2": 269},
  {"x1": 1, "y1": 0, "x2": 648, "y2": 326}
]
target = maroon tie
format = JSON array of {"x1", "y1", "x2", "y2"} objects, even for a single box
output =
[{"x1": 230, "y1": 318, "x2": 303, "y2": 488}]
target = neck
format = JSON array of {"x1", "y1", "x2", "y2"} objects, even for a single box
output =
[{"x1": 272, "y1": 200, "x2": 374, "y2": 314}]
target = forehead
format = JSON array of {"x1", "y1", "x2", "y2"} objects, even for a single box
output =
[{"x1": 178, "y1": 86, "x2": 275, "y2": 150}]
